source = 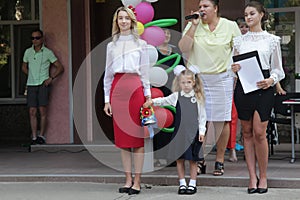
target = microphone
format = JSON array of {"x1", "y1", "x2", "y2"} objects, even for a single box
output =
[{"x1": 185, "y1": 12, "x2": 204, "y2": 20}]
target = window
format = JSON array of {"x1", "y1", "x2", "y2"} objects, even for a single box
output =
[
  {"x1": 263, "y1": 0, "x2": 300, "y2": 8},
  {"x1": 0, "y1": 0, "x2": 39, "y2": 104}
]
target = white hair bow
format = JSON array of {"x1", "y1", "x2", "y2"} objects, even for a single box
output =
[
  {"x1": 173, "y1": 65, "x2": 186, "y2": 76},
  {"x1": 188, "y1": 65, "x2": 200, "y2": 74}
]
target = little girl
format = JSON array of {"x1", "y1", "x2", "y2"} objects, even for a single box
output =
[{"x1": 143, "y1": 65, "x2": 206, "y2": 195}]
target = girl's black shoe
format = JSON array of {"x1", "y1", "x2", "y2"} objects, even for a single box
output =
[
  {"x1": 178, "y1": 185, "x2": 187, "y2": 195},
  {"x1": 186, "y1": 186, "x2": 197, "y2": 195}
]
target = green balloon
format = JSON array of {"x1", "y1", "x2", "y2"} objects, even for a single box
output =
[
  {"x1": 161, "y1": 127, "x2": 175, "y2": 133},
  {"x1": 162, "y1": 105, "x2": 176, "y2": 113},
  {"x1": 156, "y1": 53, "x2": 182, "y2": 74},
  {"x1": 144, "y1": 19, "x2": 178, "y2": 28}
]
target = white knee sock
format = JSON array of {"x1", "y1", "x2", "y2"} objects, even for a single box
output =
[
  {"x1": 179, "y1": 179, "x2": 186, "y2": 186},
  {"x1": 189, "y1": 179, "x2": 196, "y2": 187}
]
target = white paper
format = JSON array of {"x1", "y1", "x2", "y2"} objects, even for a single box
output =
[{"x1": 236, "y1": 57, "x2": 264, "y2": 94}]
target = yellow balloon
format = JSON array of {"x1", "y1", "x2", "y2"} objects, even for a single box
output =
[{"x1": 137, "y1": 21, "x2": 145, "y2": 35}]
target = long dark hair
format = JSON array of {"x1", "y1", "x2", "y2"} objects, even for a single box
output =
[{"x1": 245, "y1": 1, "x2": 269, "y2": 29}]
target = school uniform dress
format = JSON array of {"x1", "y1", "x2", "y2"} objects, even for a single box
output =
[
  {"x1": 233, "y1": 31, "x2": 285, "y2": 121},
  {"x1": 152, "y1": 90, "x2": 206, "y2": 161},
  {"x1": 103, "y1": 34, "x2": 151, "y2": 148},
  {"x1": 152, "y1": 47, "x2": 185, "y2": 158}
]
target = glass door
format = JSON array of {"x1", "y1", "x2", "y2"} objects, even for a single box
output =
[{"x1": 266, "y1": 7, "x2": 300, "y2": 92}]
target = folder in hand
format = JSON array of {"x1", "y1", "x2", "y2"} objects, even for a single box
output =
[{"x1": 232, "y1": 50, "x2": 264, "y2": 94}]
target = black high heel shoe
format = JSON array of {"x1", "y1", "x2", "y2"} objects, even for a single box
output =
[
  {"x1": 257, "y1": 177, "x2": 268, "y2": 194},
  {"x1": 119, "y1": 182, "x2": 133, "y2": 193},
  {"x1": 257, "y1": 188, "x2": 268, "y2": 194},
  {"x1": 247, "y1": 176, "x2": 259, "y2": 194},
  {"x1": 128, "y1": 187, "x2": 141, "y2": 195},
  {"x1": 119, "y1": 186, "x2": 131, "y2": 193},
  {"x1": 247, "y1": 188, "x2": 257, "y2": 194},
  {"x1": 197, "y1": 160, "x2": 206, "y2": 175}
]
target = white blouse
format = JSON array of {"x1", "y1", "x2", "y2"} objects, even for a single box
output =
[
  {"x1": 233, "y1": 31, "x2": 285, "y2": 85},
  {"x1": 152, "y1": 90, "x2": 207, "y2": 136},
  {"x1": 103, "y1": 34, "x2": 151, "y2": 103}
]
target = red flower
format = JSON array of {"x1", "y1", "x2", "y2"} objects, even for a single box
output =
[{"x1": 141, "y1": 107, "x2": 152, "y2": 118}]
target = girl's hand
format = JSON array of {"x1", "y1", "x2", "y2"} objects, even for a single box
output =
[
  {"x1": 199, "y1": 135, "x2": 204, "y2": 142},
  {"x1": 104, "y1": 103, "x2": 112, "y2": 117},
  {"x1": 231, "y1": 63, "x2": 241, "y2": 73},
  {"x1": 143, "y1": 98, "x2": 153, "y2": 108},
  {"x1": 257, "y1": 78, "x2": 273, "y2": 90}
]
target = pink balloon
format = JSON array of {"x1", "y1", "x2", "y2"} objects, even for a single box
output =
[
  {"x1": 135, "y1": 2, "x2": 154, "y2": 24},
  {"x1": 141, "y1": 26, "x2": 165, "y2": 46}
]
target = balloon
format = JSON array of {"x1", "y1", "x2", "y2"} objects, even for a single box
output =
[
  {"x1": 153, "y1": 106, "x2": 174, "y2": 128},
  {"x1": 141, "y1": 26, "x2": 165, "y2": 46},
  {"x1": 144, "y1": 19, "x2": 178, "y2": 28},
  {"x1": 161, "y1": 127, "x2": 174, "y2": 133},
  {"x1": 146, "y1": 45, "x2": 158, "y2": 67},
  {"x1": 156, "y1": 53, "x2": 182, "y2": 73},
  {"x1": 121, "y1": 0, "x2": 142, "y2": 7},
  {"x1": 149, "y1": 66, "x2": 168, "y2": 87},
  {"x1": 135, "y1": 2, "x2": 154, "y2": 24},
  {"x1": 162, "y1": 105, "x2": 176, "y2": 114},
  {"x1": 151, "y1": 88, "x2": 164, "y2": 98},
  {"x1": 137, "y1": 21, "x2": 144, "y2": 35}
]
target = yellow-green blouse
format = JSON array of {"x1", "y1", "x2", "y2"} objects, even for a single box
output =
[{"x1": 183, "y1": 17, "x2": 241, "y2": 74}]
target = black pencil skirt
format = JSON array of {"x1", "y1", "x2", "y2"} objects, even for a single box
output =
[{"x1": 234, "y1": 70, "x2": 275, "y2": 122}]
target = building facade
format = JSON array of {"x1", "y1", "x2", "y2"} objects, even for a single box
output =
[{"x1": 0, "y1": 0, "x2": 299, "y2": 145}]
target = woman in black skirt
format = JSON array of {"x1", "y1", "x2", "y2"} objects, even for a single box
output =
[{"x1": 231, "y1": 1, "x2": 285, "y2": 194}]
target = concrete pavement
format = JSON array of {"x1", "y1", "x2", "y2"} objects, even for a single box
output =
[
  {"x1": 0, "y1": 182, "x2": 300, "y2": 200},
  {"x1": 0, "y1": 144, "x2": 300, "y2": 199}
]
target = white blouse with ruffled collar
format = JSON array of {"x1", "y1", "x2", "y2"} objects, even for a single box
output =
[{"x1": 233, "y1": 31, "x2": 285, "y2": 85}]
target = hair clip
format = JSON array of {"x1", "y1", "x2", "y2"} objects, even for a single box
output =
[
  {"x1": 188, "y1": 65, "x2": 200, "y2": 75},
  {"x1": 128, "y1": 5, "x2": 137, "y2": 16},
  {"x1": 173, "y1": 65, "x2": 186, "y2": 76}
]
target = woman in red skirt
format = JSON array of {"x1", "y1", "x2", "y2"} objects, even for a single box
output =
[{"x1": 103, "y1": 7, "x2": 151, "y2": 195}]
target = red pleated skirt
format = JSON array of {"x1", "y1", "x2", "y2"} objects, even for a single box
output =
[{"x1": 110, "y1": 73, "x2": 145, "y2": 148}]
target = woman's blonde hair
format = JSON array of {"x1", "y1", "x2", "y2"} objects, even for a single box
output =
[
  {"x1": 111, "y1": 6, "x2": 139, "y2": 42},
  {"x1": 172, "y1": 69, "x2": 205, "y2": 102}
]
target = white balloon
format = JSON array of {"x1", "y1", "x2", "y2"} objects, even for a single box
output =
[
  {"x1": 145, "y1": 0, "x2": 159, "y2": 2},
  {"x1": 147, "y1": 45, "x2": 158, "y2": 67},
  {"x1": 149, "y1": 66, "x2": 168, "y2": 87},
  {"x1": 121, "y1": 0, "x2": 142, "y2": 7}
]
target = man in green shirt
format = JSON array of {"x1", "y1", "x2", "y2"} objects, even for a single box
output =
[{"x1": 22, "y1": 29, "x2": 64, "y2": 145}]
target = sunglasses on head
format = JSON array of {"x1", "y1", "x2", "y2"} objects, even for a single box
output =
[{"x1": 31, "y1": 36, "x2": 42, "y2": 40}]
